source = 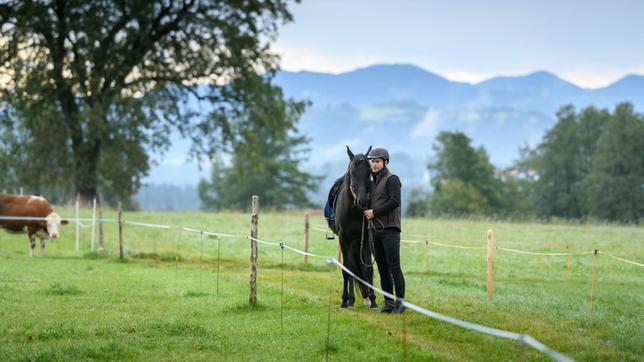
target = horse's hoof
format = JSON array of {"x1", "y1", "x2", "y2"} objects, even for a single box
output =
[
  {"x1": 347, "y1": 300, "x2": 355, "y2": 307},
  {"x1": 370, "y1": 302, "x2": 379, "y2": 310},
  {"x1": 341, "y1": 302, "x2": 348, "y2": 308}
]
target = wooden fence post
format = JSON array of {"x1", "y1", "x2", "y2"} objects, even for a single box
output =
[
  {"x1": 98, "y1": 195, "x2": 104, "y2": 252},
  {"x1": 487, "y1": 229, "x2": 495, "y2": 297},
  {"x1": 118, "y1": 202, "x2": 124, "y2": 259},
  {"x1": 589, "y1": 249, "x2": 598, "y2": 320},
  {"x1": 250, "y1": 195, "x2": 259, "y2": 306},
  {"x1": 303, "y1": 212, "x2": 310, "y2": 264},
  {"x1": 90, "y1": 197, "x2": 97, "y2": 251},
  {"x1": 75, "y1": 193, "x2": 80, "y2": 252},
  {"x1": 422, "y1": 240, "x2": 429, "y2": 273}
]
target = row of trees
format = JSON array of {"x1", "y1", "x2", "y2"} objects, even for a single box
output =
[
  {"x1": 520, "y1": 103, "x2": 643, "y2": 221},
  {"x1": 408, "y1": 102, "x2": 644, "y2": 222}
]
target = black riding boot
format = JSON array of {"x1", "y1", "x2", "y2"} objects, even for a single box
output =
[
  {"x1": 391, "y1": 299, "x2": 405, "y2": 314},
  {"x1": 381, "y1": 299, "x2": 395, "y2": 313}
]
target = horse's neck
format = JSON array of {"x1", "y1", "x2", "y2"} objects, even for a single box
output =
[{"x1": 343, "y1": 172, "x2": 353, "y2": 200}]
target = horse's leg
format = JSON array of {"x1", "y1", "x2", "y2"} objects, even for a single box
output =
[
  {"x1": 339, "y1": 236, "x2": 351, "y2": 308},
  {"x1": 357, "y1": 263, "x2": 371, "y2": 305},
  {"x1": 356, "y1": 242, "x2": 377, "y2": 309},
  {"x1": 359, "y1": 262, "x2": 377, "y2": 309},
  {"x1": 364, "y1": 239, "x2": 378, "y2": 309},
  {"x1": 347, "y1": 240, "x2": 366, "y2": 308},
  {"x1": 347, "y1": 276, "x2": 356, "y2": 307},
  {"x1": 341, "y1": 269, "x2": 351, "y2": 308},
  {"x1": 344, "y1": 237, "x2": 361, "y2": 307}
]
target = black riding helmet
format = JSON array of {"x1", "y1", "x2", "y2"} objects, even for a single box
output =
[{"x1": 367, "y1": 147, "x2": 390, "y2": 162}]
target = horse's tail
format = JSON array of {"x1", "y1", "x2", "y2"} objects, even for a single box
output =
[{"x1": 349, "y1": 240, "x2": 371, "y2": 299}]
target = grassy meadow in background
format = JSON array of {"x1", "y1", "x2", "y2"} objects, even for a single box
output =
[{"x1": 0, "y1": 207, "x2": 642, "y2": 361}]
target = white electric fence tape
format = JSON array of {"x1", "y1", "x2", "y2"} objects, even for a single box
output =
[
  {"x1": 124, "y1": 220, "x2": 174, "y2": 229},
  {"x1": 327, "y1": 257, "x2": 574, "y2": 362},
  {"x1": 236, "y1": 232, "x2": 575, "y2": 361}
]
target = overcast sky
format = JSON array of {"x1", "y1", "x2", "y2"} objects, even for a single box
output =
[{"x1": 273, "y1": 0, "x2": 644, "y2": 88}]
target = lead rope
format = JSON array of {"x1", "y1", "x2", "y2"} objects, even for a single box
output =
[
  {"x1": 359, "y1": 216, "x2": 372, "y2": 267},
  {"x1": 360, "y1": 215, "x2": 386, "y2": 268}
]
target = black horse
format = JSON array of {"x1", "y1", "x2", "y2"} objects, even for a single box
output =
[{"x1": 333, "y1": 146, "x2": 378, "y2": 309}]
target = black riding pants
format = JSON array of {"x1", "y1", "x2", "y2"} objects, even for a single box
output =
[{"x1": 372, "y1": 228, "x2": 405, "y2": 301}]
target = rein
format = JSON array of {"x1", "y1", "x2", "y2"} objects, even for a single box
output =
[{"x1": 359, "y1": 216, "x2": 385, "y2": 268}]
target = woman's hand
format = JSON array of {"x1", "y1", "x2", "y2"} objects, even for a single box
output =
[{"x1": 364, "y1": 209, "x2": 374, "y2": 220}]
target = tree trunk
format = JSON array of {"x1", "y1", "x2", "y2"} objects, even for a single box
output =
[{"x1": 72, "y1": 140, "x2": 101, "y2": 203}]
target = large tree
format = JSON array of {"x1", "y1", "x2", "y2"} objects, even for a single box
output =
[
  {"x1": 583, "y1": 103, "x2": 644, "y2": 222},
  {"x1": 429, "y1": 132, "x2": 501, "y2": 201},
  {"x1": 0, "y1": 0, "x2": 299, "y2": 203},
  {"x1": 198, "y1": 87, "x2": 320, "y2": 211},
  {"x1": 520, "y1": 105, "x2": 609, "y2": 219}
]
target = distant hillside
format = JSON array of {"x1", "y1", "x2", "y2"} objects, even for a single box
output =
[{"x1": 139, "y1": 64, "x2": 644, "y2": 210}]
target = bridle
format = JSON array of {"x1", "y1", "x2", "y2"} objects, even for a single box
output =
[{"x1": 348, "y1": 155, "x2": 371, "y2": 210}]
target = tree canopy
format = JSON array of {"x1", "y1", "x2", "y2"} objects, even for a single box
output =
[
  {"x1": 582, "y1": 104, "x2": 644, "y2": 222},
  {"x1": 198, "y1": 84, "x2": 320, "y2": 211},
  {"x1": 424, "y1": 131, "x2": 506, "y2": 216},
  {"x1": 0, "y1": 0, "x2": 299, "y2": 203},
  {"x1": 515, "y1": 102, "x2": 643, "y2": 222}
]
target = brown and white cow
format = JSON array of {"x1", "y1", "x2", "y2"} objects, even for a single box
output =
[{"x1": 0, "y1": 194, "x2": 69, "y2": 256}]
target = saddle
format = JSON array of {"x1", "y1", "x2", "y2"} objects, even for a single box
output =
[{"x1": 324, "y1": 177, "x2": 344, "y2": 234}]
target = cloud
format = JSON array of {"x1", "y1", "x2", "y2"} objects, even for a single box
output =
[
  {"x1": 412, "y1": 108, "x2": 483, "y2": 139},
  {"x1": 558, "y1": 66, "x2": 644, "y2": 89},
  {"x1": 321, "y1": 138, "x2": 362, "y2": 159},
  {"x1": 359, "y1": 106, "x2": 413, "y2": 122},
  {"x1": 272, "y1": 45, "x2": 382, "y2": 74},
  {"x1": 440, "y1": 69, "x2": 499, "y2": 84},
  {"x1": 411, "y1": 107, "x2": 549, "y2": 140},
  {"x1": 461, "y1": 109, "x2": 481, "y2": 124},
  {"x1": 411, "y1": 110, "x2": 441, "y2": 138}
]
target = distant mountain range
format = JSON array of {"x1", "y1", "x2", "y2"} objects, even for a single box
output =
[
  {"x1": 136, "y1": 64, "x2": 644, "y2": 210},
  {"x1": 276, "y1": 64, "x2": 644, "y2": 112},
  {"x1": 275, "y1": 64, "x2": 644, "y2": 164}
]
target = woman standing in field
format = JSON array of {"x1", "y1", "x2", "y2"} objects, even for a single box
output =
[{"x1": 363, "y1": 147, "x2": 406, "y2": 314}]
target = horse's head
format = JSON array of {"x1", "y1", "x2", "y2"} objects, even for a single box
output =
[{"x1": 346, "y1": 145, "x2": 373, "y2": 210}]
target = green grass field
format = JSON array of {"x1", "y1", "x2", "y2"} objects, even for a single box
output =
[{"x1": 1, "y1": 208, "x2": 642, "y2": 361}]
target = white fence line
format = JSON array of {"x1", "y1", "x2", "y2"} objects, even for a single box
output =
[
  {"x1": 78, "y1": 222, "x2": 92, "y2": 229},
  {"x1": 203, "y1": 230, "x2": 245, "y2": 238},
  {"x1": 1, "y1": 214, "x2": 640, "y2": 269},
  {"x1": 241, "y1": 234, "x2": 574, "y2": 362},
  {"x1": 247, "y1": 235, "x2": 281, "y2": 247},
  {"x1": 124, "y1": 220, "x2": 175, "y2": 229},
  {"x1": 0, "y1": 216, "x2": 115, "y2": 222}
]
